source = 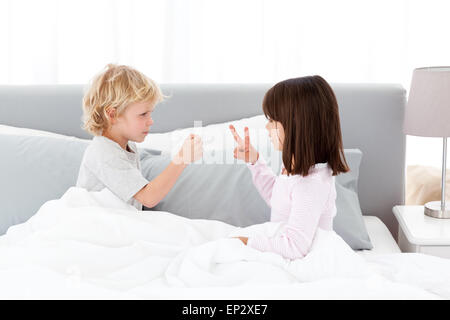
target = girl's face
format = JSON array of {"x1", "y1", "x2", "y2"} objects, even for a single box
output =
[{"x1": 265, "y1": 119, "x2": 284, "y2": 151}]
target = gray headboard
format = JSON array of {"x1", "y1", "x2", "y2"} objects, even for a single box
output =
[{"x1": 0, "y1": 83, "x2": 406, "y2": 238}]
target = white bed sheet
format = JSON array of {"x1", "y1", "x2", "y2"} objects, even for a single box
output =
[
  {"x1": 2, "y1": 188, "x2": 450, "y2": 300},
  {"x1": 357, "y1": 216, "x2": 401, "y2": 256}
]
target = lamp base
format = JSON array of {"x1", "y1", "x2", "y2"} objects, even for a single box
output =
[{"x1": 424, "y1": 201, "x2": 450, "y2": 219}]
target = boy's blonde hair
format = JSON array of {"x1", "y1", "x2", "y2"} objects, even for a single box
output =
[{"x1": 82, "y1": 64, "x2": 164, "y2": 136}]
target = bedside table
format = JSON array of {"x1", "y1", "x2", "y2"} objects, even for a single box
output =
[{"x1": 393, "y1": 205, "x2": 450, "y2": 258}]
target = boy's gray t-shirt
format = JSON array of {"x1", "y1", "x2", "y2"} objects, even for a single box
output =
[{"x1": 76, "y1": 136, "x2": 149, "y2": 210}]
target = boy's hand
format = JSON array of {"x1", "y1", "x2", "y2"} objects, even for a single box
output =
[
  {"x1": 229, "y1": 125, "x2": 259, "y2": 164},
  {"x1": 173, "y1": 134, "x2": 203, "y2": 165}
]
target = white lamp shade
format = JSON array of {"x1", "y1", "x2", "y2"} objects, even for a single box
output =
[{"x1": 404, "y1": 66, "x2": 450, "y2": 137}]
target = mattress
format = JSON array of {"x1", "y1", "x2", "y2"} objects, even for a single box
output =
[{"x1": 357, "y1": 215, "x2": 401, "y2": 256}]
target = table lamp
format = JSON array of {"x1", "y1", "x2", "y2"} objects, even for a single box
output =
[{"x1": 404, "y1": 66, "x2": 450, "y2": 218}]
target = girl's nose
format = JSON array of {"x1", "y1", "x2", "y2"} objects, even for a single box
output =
[{"x1": 147, "y1": 117, "x2": 154, "y2": 126}]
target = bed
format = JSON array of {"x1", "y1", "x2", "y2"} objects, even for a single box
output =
[{"x1": 2, "y1": 83, "x2": 449, "y2": 300}]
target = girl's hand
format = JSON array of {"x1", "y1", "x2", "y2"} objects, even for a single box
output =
[
  {"x1": 229, "y1": 125, "x2": 259, "y2": 164},
  {"x1": 173, "y1": 134, "x2": 203, "y2": 165},
  {"x1": 232, "y1": 236, "x2": 248, "y2": 245}
]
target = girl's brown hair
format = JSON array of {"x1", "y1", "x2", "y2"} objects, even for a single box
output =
[{"x1": 262, "y1": 75, "x2": 349, "y2": 177}]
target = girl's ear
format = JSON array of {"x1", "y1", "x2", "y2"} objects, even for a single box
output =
[{"x1": 275, "y1": 122, "x2": 284, "y2": 149}]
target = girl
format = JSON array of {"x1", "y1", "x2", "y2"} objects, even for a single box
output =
[{"x1": 229, "y1": 75, "x2": 349, "y2": 260}]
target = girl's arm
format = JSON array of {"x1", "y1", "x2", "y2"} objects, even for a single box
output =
[
  {"x1": 247, "y1": 178, "x2": 329, "y2": 259},
  {"x1": 229, "y1": 125, "x2": 277, "y2": 207},
  {"x1": 247, "y1": 156, "x2": 277, "y2": 207}
]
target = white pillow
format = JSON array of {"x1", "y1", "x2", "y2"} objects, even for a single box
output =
[
  {"x1": 136, "y1": 114, "x2": 274, "y2": 163},
  {"x1": 0, "y1": 124, "x2": 88, "y2": 142},
  {"x1": 1, "y1": 114, "x2": 269, "y2": 158},
  {"x1": 0, "y1": 117, "x2": 274, "y2": 168}
]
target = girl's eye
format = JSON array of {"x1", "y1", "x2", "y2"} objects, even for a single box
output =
[{"x1": 141, "y1": 112, "x2": 148, "y2": 116}]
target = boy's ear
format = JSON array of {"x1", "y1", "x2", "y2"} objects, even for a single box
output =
[{"x1": 105, "y1": 107, "x2": 117, "y2": 124}]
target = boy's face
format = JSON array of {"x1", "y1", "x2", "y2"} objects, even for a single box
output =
[{"x1": 114, "y1": 101, "x2": 155, "y2": 143}]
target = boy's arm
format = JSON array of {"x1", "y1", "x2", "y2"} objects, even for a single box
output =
[
  {"x1": 134, "y1": 159, "x2": 187, "y2": 209},
  {"x1": 134, "y1": 133, "x2": 202, "y2": 208}
]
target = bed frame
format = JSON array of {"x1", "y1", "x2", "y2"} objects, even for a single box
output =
[{"x1": 0, "y1": 83, "x2": 406, "y2": 238}]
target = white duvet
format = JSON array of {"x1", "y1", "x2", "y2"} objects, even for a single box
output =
[{"x1": 1, "y1": 187, "x2": 450, "y2": 300}]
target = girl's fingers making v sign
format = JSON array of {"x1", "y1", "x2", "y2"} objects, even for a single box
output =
[{"x1": 229, "y1": 125, "x2": 259, "y2": 164}]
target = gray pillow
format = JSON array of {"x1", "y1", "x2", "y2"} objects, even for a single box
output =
[
  {"x1": 333, "y1": 150, "x2": 373, "y2": 250},
  {"x1": 0, "y1": 134, "x2": 89, "y2": 235},
  {"x1": 0, "y1": 133, "x2": 162, "y2": 236},
  {"x1": 0, "y1": 133, "x2": 372, "y2": 250},
  {"x1": 140, "y1": 148, "x2": 372, "y2": 250}
]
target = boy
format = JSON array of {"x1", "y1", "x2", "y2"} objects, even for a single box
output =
[{"x1": 77, "y1": 64, "x2": 202, "y2": 210}]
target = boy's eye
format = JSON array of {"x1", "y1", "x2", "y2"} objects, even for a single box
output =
[{"x1": 140, "y1": 112, "x2": 148, "y2": 116}]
